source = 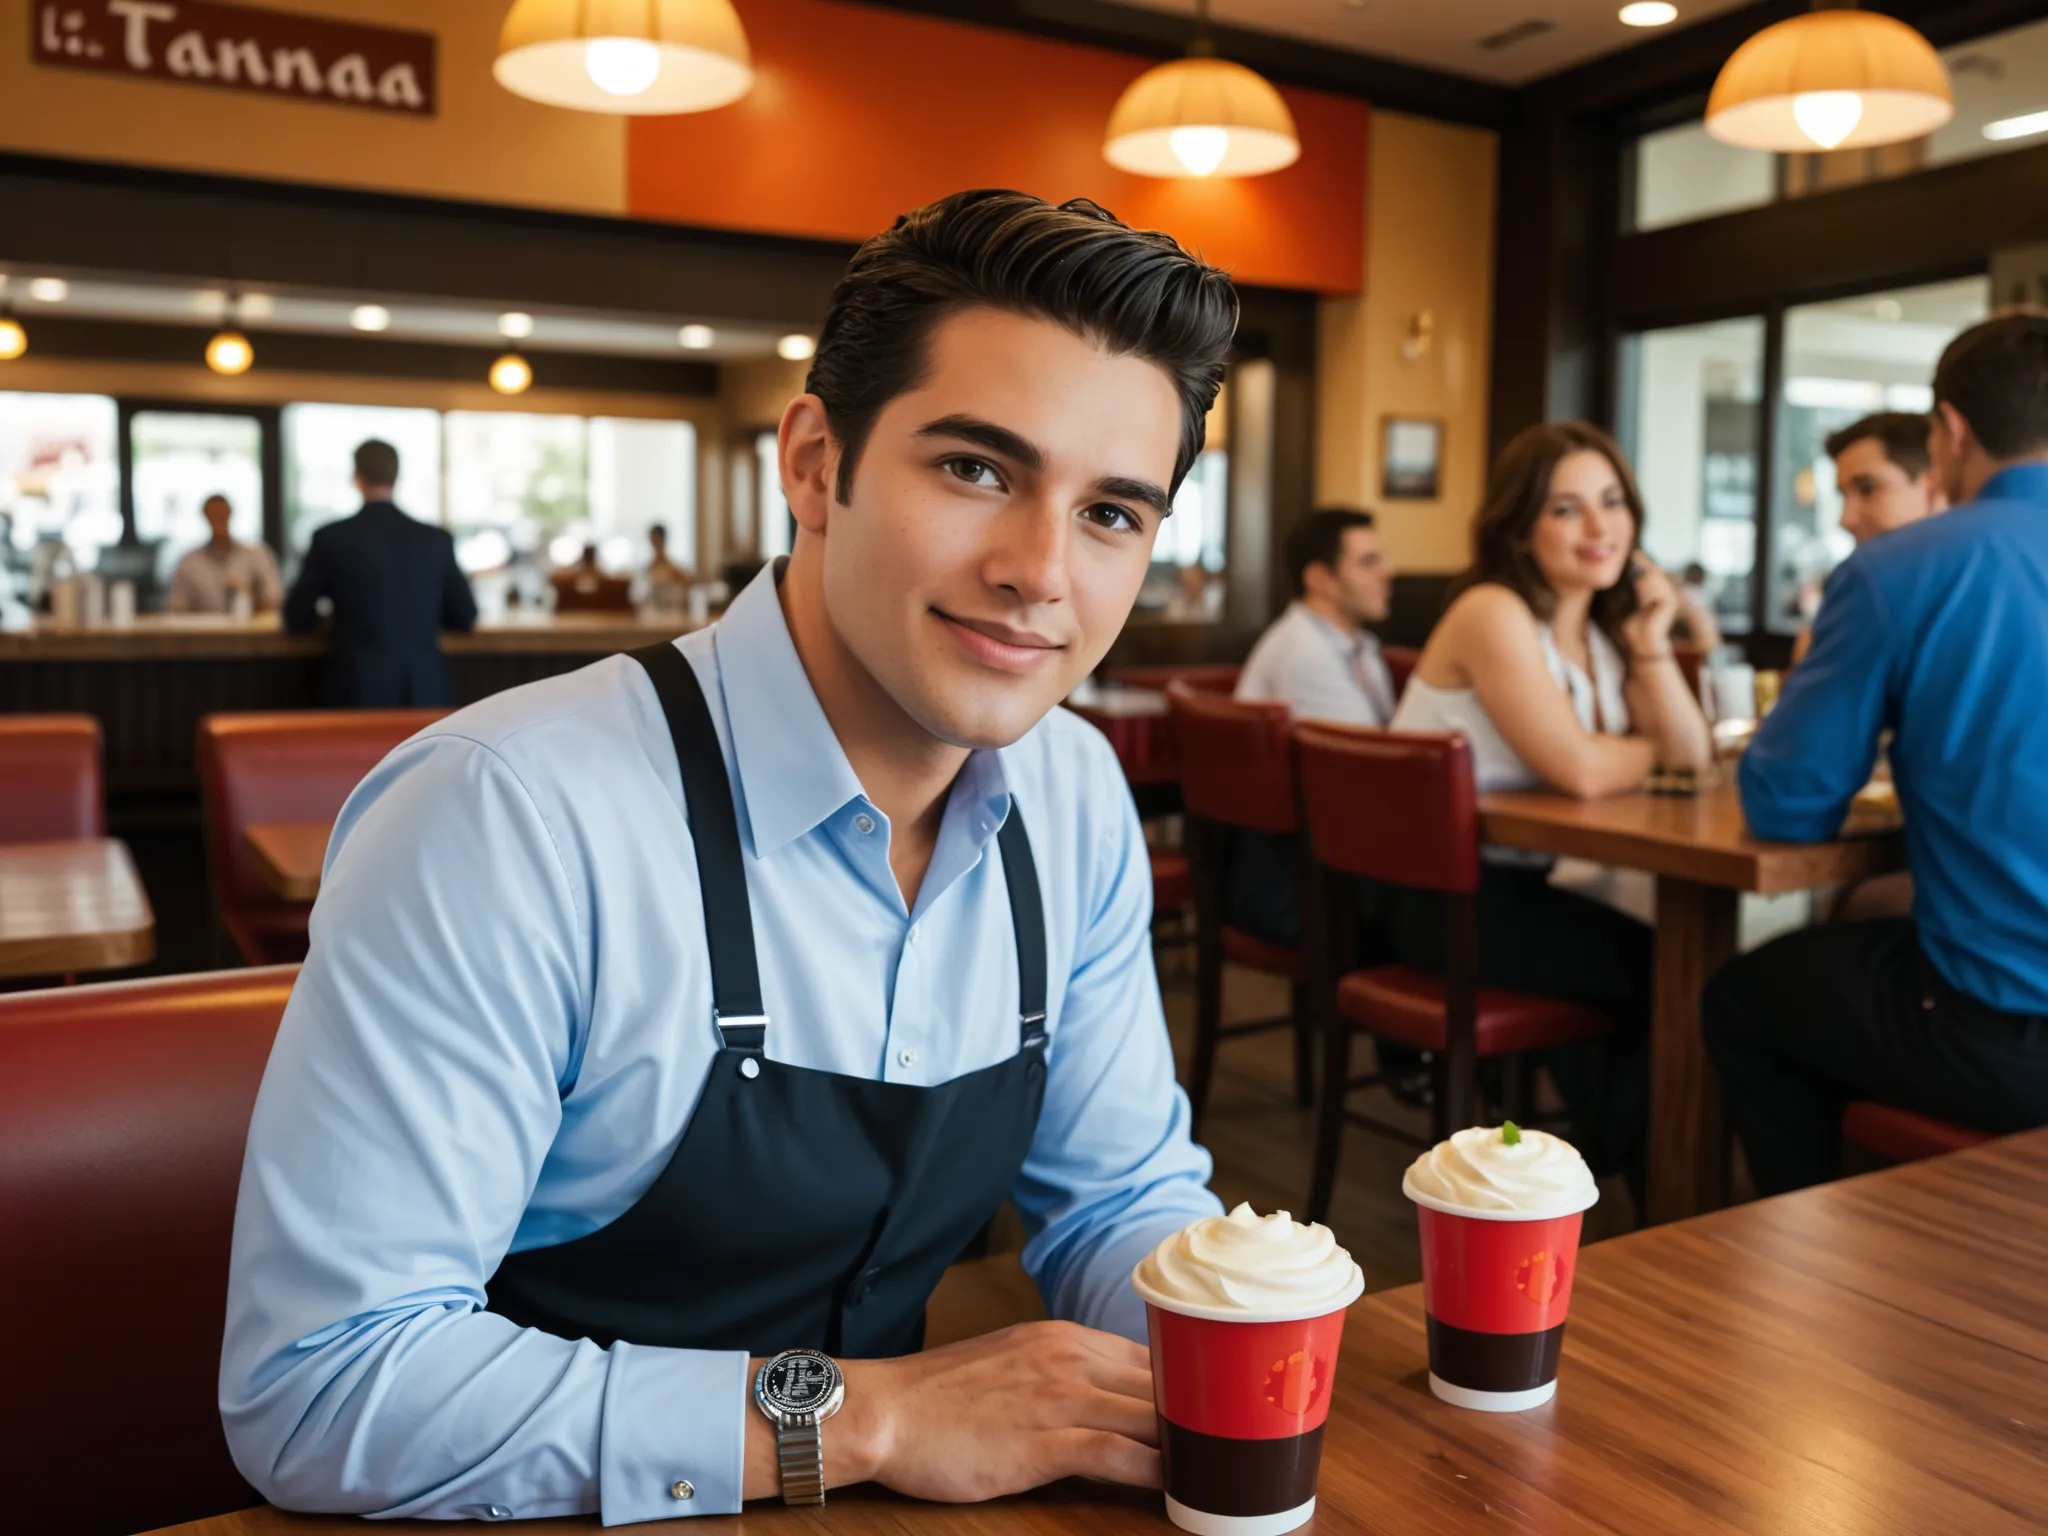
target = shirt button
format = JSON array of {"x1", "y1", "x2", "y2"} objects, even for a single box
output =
[
  {"x1": 908, "y1": 924, "x2": 921, "y2": 946},
  {"x1": 898, "y1": 1046, "x2": 917, "y2": 1068},
  {"x1": 485, "y1": 1507, "x2": 511, "y2": 1520},
  {"x1": 854, "y1": 813, "x2": 876, "y2": 835},
  {"x1": 671, "y1": 1480, "x2": 695, "y2": 1501}
]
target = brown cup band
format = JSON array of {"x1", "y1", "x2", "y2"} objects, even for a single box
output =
[
  {"x1": 1426, "y1": 1317, "x2": 1567, "y2": 1393},
  {"x1": 1161, "y1": 1420, "x2": 1325, "y2": 1517}
]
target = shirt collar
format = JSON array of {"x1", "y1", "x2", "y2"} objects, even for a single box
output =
[
  {"x1": 1979, "y1": 463, "x2": 2048, "y2": 505},
  {"x1": 712, "y1": 560, "x2": 1012, "y2": 860},
  {"x1": 1292, "y1": 600, "x2": 1377, "y2": 655}
]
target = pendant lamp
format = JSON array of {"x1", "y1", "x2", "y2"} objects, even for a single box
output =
[
  {"x1": 0, "y1": 311, "x2": 25, "y2": 361},
  {"x1": 1104, "y1": 0, "x2": 1299, "y2": 179},
  {"x1": 495, "y1": 0, "x2": 752, "y2": 115},
  {"x1": 207, "y1": 294, "x2": 254, "y2": 376},
  {"x1": 1706, "y1": 3, "x2": 1952, "y2": 153}
]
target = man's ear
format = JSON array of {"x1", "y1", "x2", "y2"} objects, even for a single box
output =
[
  {"x1": 1934, "y1": 400, "x2": 1974, "y2": 463},
  {"x1": 780, "y1": 395, "x2": 841, "y2": 536}
]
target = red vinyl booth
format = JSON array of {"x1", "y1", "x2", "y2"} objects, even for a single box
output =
[
  {"x1": 1843, "y1": 1102, "x2": 1996, "y2": 1165},
  {"x1": 197, "y1": 710, "x2": 445, "y2": 965},
  {"x1": 1294, "y1": 725, "x2": 1613, "y2": 1223},
  {"x1": 0, "y1": 966, "x2": 298, "y2": 1536},
  {"x1": 1381, "y1": 645, "x2": 1419, "y2": 701},
  {"x1": 0, "y1": 714, "x2": 105, "y2": 844},
  {"x1": 1165, "y1": 683, "x2": 1317, "y2": 1131}
]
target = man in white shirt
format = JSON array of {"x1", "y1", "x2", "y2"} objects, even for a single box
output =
[
  {"x1": 166, "y1": 494, "x2": 282, "y2": 615},
  {"x1": 1235, "y1": 507, "x2": 1396, "y2": 725}
]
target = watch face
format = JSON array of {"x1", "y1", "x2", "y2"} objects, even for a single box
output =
[{"x1": 760, "y1": 1350, "x2": 841, "y2": 1416}]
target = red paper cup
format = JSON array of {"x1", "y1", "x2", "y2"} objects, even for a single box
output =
[
  {"x1": 1404, "y1": 1174, "x2": 1594, "y2": 1411},
  {"x1": 1134, "y1": 1268, "x2": 1367, "y2": 1536}
]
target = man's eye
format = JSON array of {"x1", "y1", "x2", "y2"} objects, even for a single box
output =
[
  {"x1": 1083, "y1": 503, "x2": 1142, "y2": 533},
  {"x1": 943, "y1": 456, "x2": 1001, "y2": 488}
]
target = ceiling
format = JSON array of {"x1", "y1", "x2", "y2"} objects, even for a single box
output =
[{"x1": 1116, "y1": 0, "x2": 1760, "y2": 85}]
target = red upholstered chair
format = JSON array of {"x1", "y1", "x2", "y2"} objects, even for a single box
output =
[
  {"x1": 1166, "y1": 682, "x2": 1317, "y2": 1131},
  {"x1": 1381, "y1": 645, "x2": 1420, "y2": 702},
  {"x1": 1294, "y1": 725, "x2": 1614, "y2": 1223},
  {"x1": 0, "y1": 965, "x2": 298, "y2": 1536},
  {"x1": 1105, "y1": 662, "x2": 1241, "y2": 695},
  {"x1": 0, "y1": 714, "x2": 105, "y2": 843},
  {"x1": 1842, "y1": 1102, "x2": 1996, "y2": 1165},
  {"x1": 197, "y1": 710, "x2": 445, "y2": 965}
]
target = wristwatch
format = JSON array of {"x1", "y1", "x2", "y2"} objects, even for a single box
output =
[{"x1": 753, "y1": 1348, "x2": 845, "y2": 1505}]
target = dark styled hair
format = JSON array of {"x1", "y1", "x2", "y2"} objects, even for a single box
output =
[
  {"x1": 648, "y1": 522, "x2": 668, "y2": 543},
  {"x1": 353, "y1": 439, "x2": 400, "y2": 487},
  {"x1": 1452, "y1": 421, "x2": 1644, "y2": 640},
  {"x1": 1285, "y1": 507, "x2": 1376, "y2": 596},
  {"x1": 1932, "y1": 310, "x2": 2048, "y2": 460},
  {"x1": 202, "y1": 493, "x2": 231, "y2": 512},
  {"x1": 806, "y1": 188, "x2": 1238, "y2": 502},
  {"x1": 1824, "y1": 411, "x2": 1931, "y2": 477}
]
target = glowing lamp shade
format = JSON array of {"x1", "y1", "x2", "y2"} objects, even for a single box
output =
[
  {"x1": 1706, "y1": 10, "x2": 1951, "y2": 153},
  {"x1": 494, "y1": 0, "x2": 752, "y2": 115},
  {"x1": 206, "y1": 330, "x2": 254, "y2": 375},
  {"x1": 490, "y1": 353, "x2": 534, "y2": 395},
  {"x1": 0, "y1": 316, "x2": 25, "y2": 361},
  {"x1": 1104, "y1": 56, "x2": 1299, "y2": 179}
]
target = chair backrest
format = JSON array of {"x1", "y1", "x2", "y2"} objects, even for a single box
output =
[
  {"x1": 196, "y1": 710, "x2": 445, "y2": 923},
  {"x1": 1166, "y1": 682, "x2": 1298, "y2": 834},
  {"x1": 1382, "y1": 645, "x2": 1420, "y2": 702},
  {"x1": 552, "y1": 573, "x2": 635, "y2": 613},
  {"x1": 0, "y1": 714, "x2": 105, "y2": 843},
  {"x1": 1295, "y1": 723, "x2": 1480, "y2": 893},
  {"x1": 1105, "y1": 662, "x2": 1241, "y2": 695},
  {"x1": 0, "y1": 966, "x2": 298, "y2": 1536}
]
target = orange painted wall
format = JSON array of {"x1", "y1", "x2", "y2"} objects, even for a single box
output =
[{"x1": 628, "y1": 0, "x2": 1368, "y2": 295}]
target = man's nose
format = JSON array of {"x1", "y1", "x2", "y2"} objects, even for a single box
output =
[{"x1": 987, "y1": 498, "x2": 1069, "y2": 606}]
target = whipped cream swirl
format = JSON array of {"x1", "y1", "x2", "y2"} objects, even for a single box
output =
[
  {"x1": 1403, "y1": 1125, "x2": 1598, "y2": 1217},
  {"x1": 1135, "y1": 1203, "x2": 1362, "y2": 1315}
]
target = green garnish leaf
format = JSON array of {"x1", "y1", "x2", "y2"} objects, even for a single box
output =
[{"x1": 1502, "y1": 1121, "x2": 1523, "y2": 1146}]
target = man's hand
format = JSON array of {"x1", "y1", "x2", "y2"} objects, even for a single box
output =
[{"x1": 745, "y1": 1321, "x2": 1158, "y2": 1503}]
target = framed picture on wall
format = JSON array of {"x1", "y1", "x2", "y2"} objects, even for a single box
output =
[{"x1": 1381, "y1": 416, "x2": 1443, "y2": 500}]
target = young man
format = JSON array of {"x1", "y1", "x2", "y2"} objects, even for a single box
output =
[
  {"x1": 1792, "y1": 412, "x2": 1946, "y2": 663},
  {"x1": 222, "y1": 192, "x2": 1236, "y2": 1522},
  {"x1": 166, "y1": 493, "x2": 283, "y2": 615},
  {"x1": 1235, "y1": 507, "x2": 1397, "y2": 727},
  {"x1": 1705, "y1": 313, "x2": 2048, "y2": 1195},
  {"x1": 282, "y1": 438, "x2": 478, "y2": 706}
]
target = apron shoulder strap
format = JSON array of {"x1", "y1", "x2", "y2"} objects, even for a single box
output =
[
  {"x1": 995, "y1": 807, "x2": 1048, "y2": 1052},
  {"x1": 630, "y1": 642, "x2": 767, "y2": 1053}
]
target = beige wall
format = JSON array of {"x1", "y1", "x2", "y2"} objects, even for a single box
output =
[
  {"x1": 1316, "y1": 110, "x2": 1497, "y2": 574},
  {"x1": 0, "y1": 0, "x2": 625, "y2": 214}
]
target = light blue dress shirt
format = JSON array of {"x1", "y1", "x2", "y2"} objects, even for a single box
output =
[
  {"x1": 220, "y1": 565, "x2": 1220, "y2": 1525},
  {"x1": 1235, "y1": 601, "x2": 1396, "y2": 726}
]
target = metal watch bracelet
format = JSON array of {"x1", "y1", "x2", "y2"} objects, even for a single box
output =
[{"x1": 775, "y1": 1416, "x2": 826, "y2": 1505}]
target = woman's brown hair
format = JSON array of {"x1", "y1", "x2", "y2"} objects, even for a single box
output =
[{"x1": 1450, "y1": 420, "x2": 1645, "y2": 641}]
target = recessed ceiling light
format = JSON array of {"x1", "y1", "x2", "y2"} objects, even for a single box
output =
[
  {"x1": 678, "y1": 323, "x2": 716, "y2": 349},
  {"x1": 239, "y1": 292, "x2": 275, "y2": 320},
  {"x1": 1984, "y1": 109, "x2": 2048, "y2": 142},
  {"x1": 350, "y1": 304, "x2": 392, "y2": 333},
  {"x1": 1619, "y1": 2, "x2": 1678, "y2": 26},
  {"x1": 498, "y1": 311, "x2": 535, "y2": 339},
  {"x1": 777, "y1": 333, "x2": 815, "y2": 362},
  {"x1": 1873, "y1": 298, "x2": 1904, "y2": 322},
  {"x1": 28, "y1": 277, "x2": 69, "y2": 303}
]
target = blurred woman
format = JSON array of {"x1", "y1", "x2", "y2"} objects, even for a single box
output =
[{"x1": 1388, "y1": 421, "x2": 1710, "y2": 1189}]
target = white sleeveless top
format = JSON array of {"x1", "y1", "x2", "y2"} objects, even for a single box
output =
[{"x1": 1390, "y1": 623, "x2": 1631, "y2": 793}]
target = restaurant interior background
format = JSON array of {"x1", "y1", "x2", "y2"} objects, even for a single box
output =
[{"x1": 5, "y1": 0, "x2": 2048, "y2": 978}]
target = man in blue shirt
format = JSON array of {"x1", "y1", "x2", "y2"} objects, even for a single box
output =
[
  {"x1": 1705, "y1": 312, "x2": 2048, "y2": 1195},
  {"x1": 221, "y1": 192, "x2": 1236, "y2": 1522}
]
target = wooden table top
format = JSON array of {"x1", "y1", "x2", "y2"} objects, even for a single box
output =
[
  {"x1": 1480, "y1": 776, "x2": 1904, "y2": 894},
  {"x1": 0, "y1": 838, "x2": 155, "y2": 979},
  {"x1": 243, "y1": 823, "x2": 332, "y2": 904},
  {"x1": 0, "y1": 613, "x2": 700, "y2": 662},
  {"x1": 142, "y1": 1131, "x2": 2048, "y2": 1536}
]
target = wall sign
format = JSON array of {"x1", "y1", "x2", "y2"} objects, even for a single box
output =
[{"x1": 33, "y1": 1, "x2": 436, "y2": 116}]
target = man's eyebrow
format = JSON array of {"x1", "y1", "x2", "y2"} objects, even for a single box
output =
[
  {"x1": 1096, "y1": 475, "x2": 1173, "y2": 518},
  {"x1": 915, "y1": 414, "x2": 1045, "y2": 472}
]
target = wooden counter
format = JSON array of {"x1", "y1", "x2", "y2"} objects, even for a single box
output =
[{"x1": 0, "y1": 613, "x2": 702, "y2": 792}]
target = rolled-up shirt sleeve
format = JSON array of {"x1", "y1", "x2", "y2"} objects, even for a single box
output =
[
  {"x1": 1740, "y1": 561, "x2": 1893, "y2": 844},
  {"x1": 1014, "y1": 736, "x2": 1222, "y2": 1342},
  {"x1": 219, "y1": 734, "x2": 747, "y2": 1525}
]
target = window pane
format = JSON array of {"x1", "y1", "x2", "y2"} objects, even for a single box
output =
[
  {"x1": 283, "y1": 403, "x2": 442, "y2": 571},
  {"x1": 1621, "y1": 316, "x2": 1766, "y2": 636},
  {"x1": 0, "y1": 393, "x2": 119, "y2": 592},
  {"x1": 1769, "y1": 275, "x2": 1990, "y2": 631},
  {"x1": 1633, "y1": 120, "x2": 1775, "y2": 232},
  {"x1": 130, "y1": 411, "x2": 263, "y2": 589},
  {"x1": 589, "y1": 417, "x2": 696, "y2": 572},
  {"x1": 445, "y1": 411, "x2": 588, "y2": 573},
  {"x1": 756, "y1": 429, "x2": 791, "y2": 560}
]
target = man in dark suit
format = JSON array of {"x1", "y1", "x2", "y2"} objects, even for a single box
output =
[{"x1": 285, "y1": 439, "x2": 477, "y2": 706}]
